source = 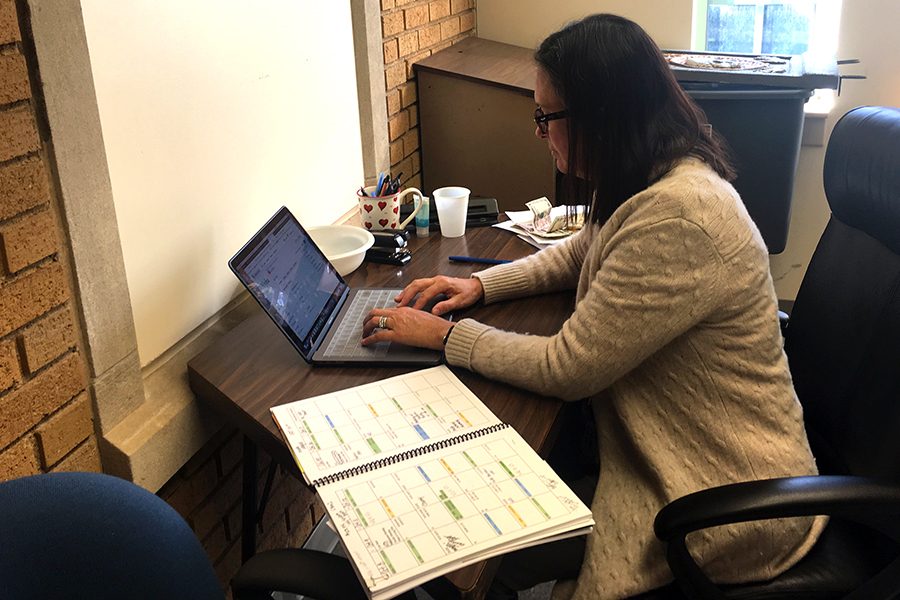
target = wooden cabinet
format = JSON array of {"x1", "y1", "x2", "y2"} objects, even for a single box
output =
[{"x1": 414, "y1": 37, "x2": 555, "y2": 212}]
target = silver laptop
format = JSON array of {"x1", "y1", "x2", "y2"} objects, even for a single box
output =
[{"x1": 229, "y1": 206, "x2": 445, "y2": 366}]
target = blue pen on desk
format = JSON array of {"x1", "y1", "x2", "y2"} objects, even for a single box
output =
[{"x1": 448, "y1": 255, "x2": 513, "y2": 265}]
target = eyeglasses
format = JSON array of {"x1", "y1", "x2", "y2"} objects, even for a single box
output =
[{"x1": 534, "y1": 107, "x2": 569, "y2": 135}]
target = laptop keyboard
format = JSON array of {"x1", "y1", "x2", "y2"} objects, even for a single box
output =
[{"x1": 320, "y1": 289, "x2": 397, "y2": 358}]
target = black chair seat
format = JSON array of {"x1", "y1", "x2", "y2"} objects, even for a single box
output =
[
  {"x1": 723, "y1": 520, "x2": 897, "y2": 600},
  {"x1": 633, "y1": 520, "x2": 898, "y2": 600}
]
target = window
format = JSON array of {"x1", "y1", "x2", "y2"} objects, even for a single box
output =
[
  {"x1": 695, "y1": 1, "x2": 841, "y2": 56},
  {"x1": 707, "y1": 2, "x2": 809, "y2": 55},
  {"x1": 692, "y1": 1, "x2": 842, "y2": 112}
]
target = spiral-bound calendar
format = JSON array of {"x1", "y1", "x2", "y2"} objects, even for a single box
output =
[{"x1": 271, "y1": 366, "x2": 594, "y2": 600}]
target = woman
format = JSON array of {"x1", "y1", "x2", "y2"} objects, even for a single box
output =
[{"x1": 362, "y1": 14, "x2": 824, "y2": 599}]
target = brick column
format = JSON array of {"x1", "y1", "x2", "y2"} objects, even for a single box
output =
[{"x1": 0, "y1": 0, "x2": 98, "y2": 480}]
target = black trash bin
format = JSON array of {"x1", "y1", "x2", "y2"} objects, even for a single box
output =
[{"x1": 682, "y1": 82, "x2": 812, "y2": 254}]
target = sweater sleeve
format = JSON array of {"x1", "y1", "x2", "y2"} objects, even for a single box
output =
[
  {"x1": 472, "y1": 226, "x2": 595, "y2": 304},
  {"x1": 444, "y1": 217, "x2": 726, "y2": 400}
]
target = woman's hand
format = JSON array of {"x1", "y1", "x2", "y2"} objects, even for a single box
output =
[
  {"x1": 362, "y1": 306, "x2": 453, "y2": 350},
  {"x1": 394, "y1": 276, "x2": 484, "y2": 315}
]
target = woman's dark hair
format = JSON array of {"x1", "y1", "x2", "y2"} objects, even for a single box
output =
[{"x1": 535, "y1": 14, "x2": 735, "y2": 224}]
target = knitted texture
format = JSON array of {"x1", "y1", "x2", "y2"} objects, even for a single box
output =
[{"x1": 444, "y1": 159, "x2": 825, "y2": 599}]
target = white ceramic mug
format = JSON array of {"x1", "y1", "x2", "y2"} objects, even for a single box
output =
[{"x1": 357, "y1": 186, "x2": 422, "y2": 231}]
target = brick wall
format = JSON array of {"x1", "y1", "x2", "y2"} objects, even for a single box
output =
[
  {"x1": 0, "y1": 0, "x2": 98, "y2": 481},
  {"x1": 382, "y1": 0, "x2": 476, "y2": 190}
]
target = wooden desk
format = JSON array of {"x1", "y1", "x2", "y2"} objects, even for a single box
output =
[{"x1": 187, "y1": 226, "x2": 574, "y2": 599}]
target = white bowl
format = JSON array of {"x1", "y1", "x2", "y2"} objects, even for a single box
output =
[{"x1": 307, "y1": 225, "x2": 375, "y2": 277}]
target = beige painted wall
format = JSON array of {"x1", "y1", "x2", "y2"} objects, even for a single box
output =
[
  {"x1": 478, "y1": 0, "x2": 900, "y2": 301},
  {"x1": 80, "y1": 2, "x2": 364, "y2": 365},
  {"x1": 477, "y1": 0, "x2": 693, "y2": 50}
]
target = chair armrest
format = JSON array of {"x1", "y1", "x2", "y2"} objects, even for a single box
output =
[
  {"x1": 655, "y1": 476, "x2": 900, "y2": 538},
  {"x1": 653, "y1": 476, "x2": 900, "y2": 599},
  {"x1": 231, "y1": 548, "x2": 368, "y2": 600}
]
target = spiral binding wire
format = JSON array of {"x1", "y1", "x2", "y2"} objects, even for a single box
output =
[{"x1": 313, "y1": 422, "x2": 509, "y2": 487}]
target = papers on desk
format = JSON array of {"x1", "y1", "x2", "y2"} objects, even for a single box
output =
[
  {"x1": 493, "y1": 204, "x2": 585, "y2": 249},
  {"x1": 270, "y1": 365, "x2": 594, "y2": 600}
]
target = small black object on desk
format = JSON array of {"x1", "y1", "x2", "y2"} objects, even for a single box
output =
[
  {"x1": 370, "y1": 230, "x2": 409, "y2": 248},
  {"x1": 366, "y1": 246, "x2": 411, "y2": 266}
]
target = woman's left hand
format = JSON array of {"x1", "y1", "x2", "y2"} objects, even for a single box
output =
[{"x1": 362, "y1": 306, "x2": 453, "y2": 351}]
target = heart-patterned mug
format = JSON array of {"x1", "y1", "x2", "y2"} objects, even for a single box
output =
[{"x1": 357, "y1": 186, "x2": 423, "y2": 231}]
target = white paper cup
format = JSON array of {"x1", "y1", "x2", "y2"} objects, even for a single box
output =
[{"x1": 433, "y1": 186, "x2": 470, "y2": 238}]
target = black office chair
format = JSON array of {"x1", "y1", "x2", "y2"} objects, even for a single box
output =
[
  {"x1": 652, "y1": 105, "x2": 900, "y2": 599},
  {"x1": 0, "y1": 471, "x2": 405, "y2": 600}
]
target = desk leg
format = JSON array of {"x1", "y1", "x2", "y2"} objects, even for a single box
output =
[{"x1": 242, "y1": 435, "x2": 258, "y2": 563}]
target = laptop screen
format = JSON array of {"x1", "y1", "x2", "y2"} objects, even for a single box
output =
[{"x1": 229, "y1": 207, "x2": 347, "y2": 358}]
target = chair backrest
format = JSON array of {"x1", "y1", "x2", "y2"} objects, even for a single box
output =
[
  {"x1": 0, "y1": 471, "x2": 223, "y2": 600},
  {"x1": 784, "y1": 106, "x2": 900, "y2": 483}
]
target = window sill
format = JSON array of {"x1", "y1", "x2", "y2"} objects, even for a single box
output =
[{"x1": 101, "y1": 294, "x2": 258, "y2": 491}]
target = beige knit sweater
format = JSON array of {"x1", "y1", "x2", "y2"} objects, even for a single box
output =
[{"x1": 443, "y1": 159, "x2": 825, "y2": 599}]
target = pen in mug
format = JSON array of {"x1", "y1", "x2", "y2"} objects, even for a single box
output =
[
  {"x1": 448, "y1": 256, "x2": 513, "y2": 265},
  {"x1": 388, "y1": 172, "x2": 404, "y2": 194}
]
